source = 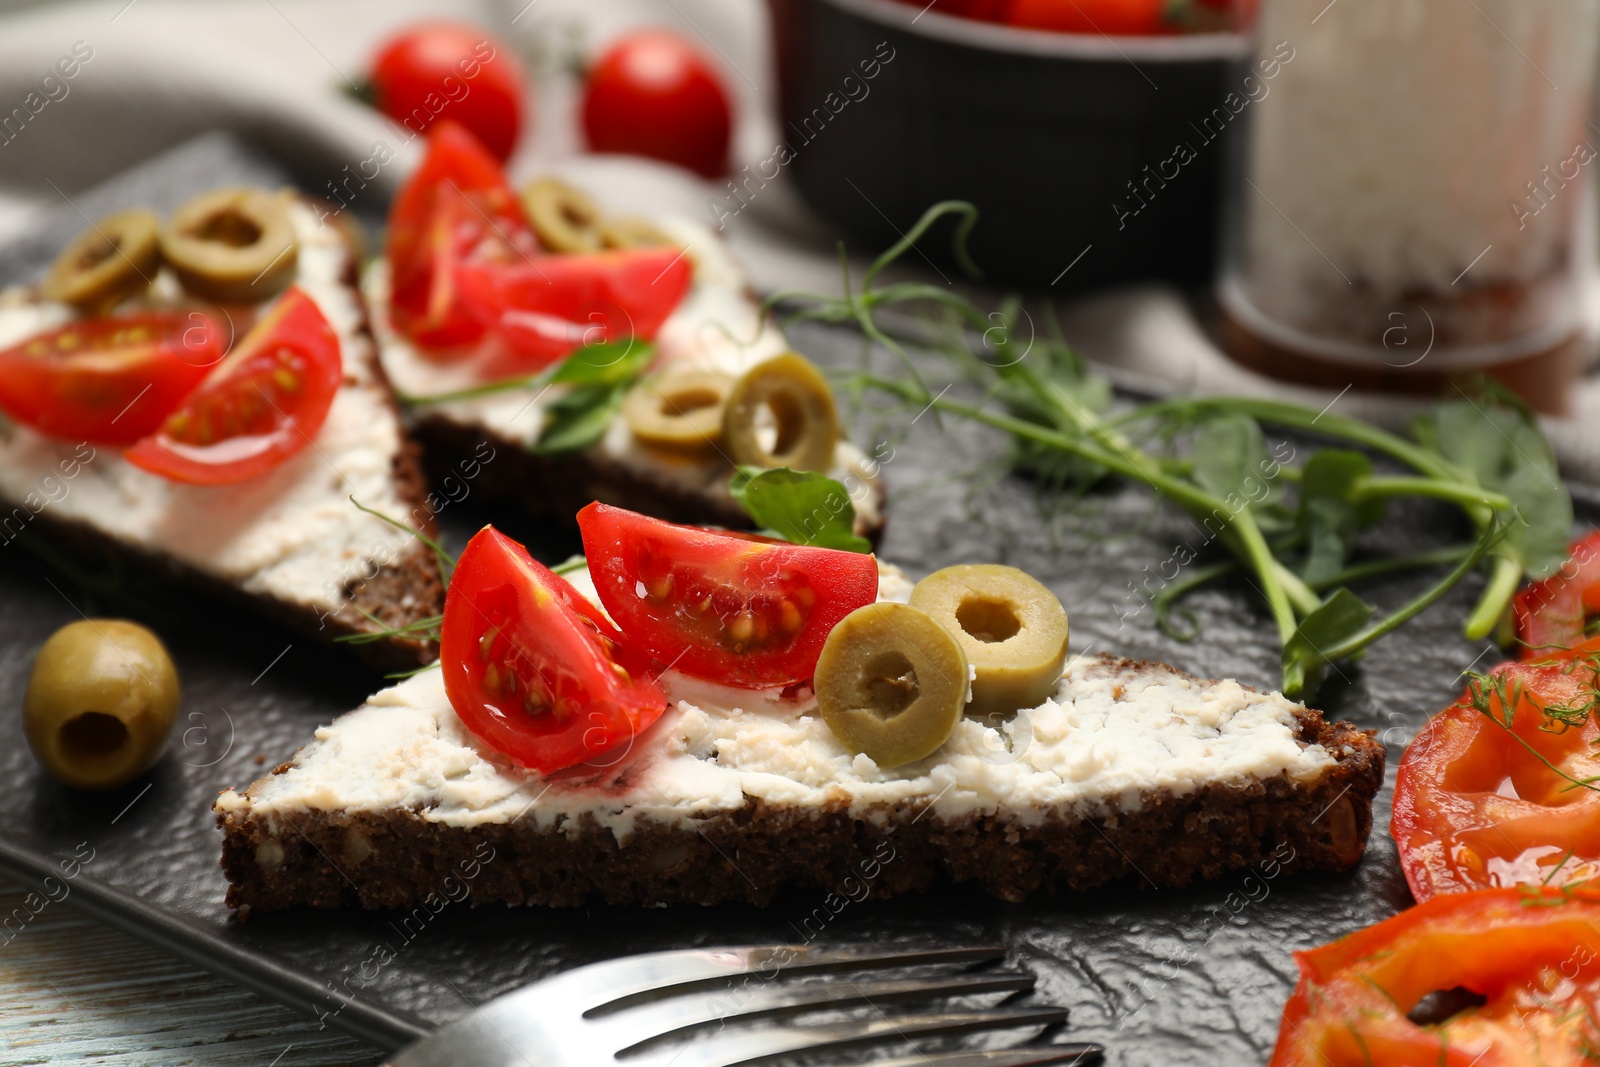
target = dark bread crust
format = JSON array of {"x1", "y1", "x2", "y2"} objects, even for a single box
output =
[
  {"x1": 217, "y1": 656, "x2": 1384, "y2": 912},
  {"x1": 1, "y1": 205, "x2": 444, "y2": 672},
  {"x1": 412, "y1": 412, "x2": 888, "y2": 544}
]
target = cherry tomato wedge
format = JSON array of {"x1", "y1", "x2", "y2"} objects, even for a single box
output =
[
  {"x1": 1270, "y1": 886, "x2": 1600, "y2": 1066},
  {"x1": 457, "y1": 246, "x2": 693, "y2": 374},
  {"x1": 1514, "y1": 530, "x2": 1600, "y2": 658},
  {"x1": 0, "y1": 308, "x2": 225, "y2": 444},
  {"x1": 441, "y1": 525, "x2": 666, "y2": 773},
  {"x1": 123, "y1": 287, "x2": 341, "y2": 485},
  {"x1": 1393, "y1": 651, "x2": 1600, "y2": 901},
  {"x1": 386, "y1": 120, "x2": 537, "y2": 350},
  {"x1": 370, "y1": 23, "x2": 527, "y2": 164},
  {"x1": 577, "y1": 502, "x2": 879, "y2": 688},
  {"x1": 581, "y1": 31, "x2": 732, "y2": 179}
]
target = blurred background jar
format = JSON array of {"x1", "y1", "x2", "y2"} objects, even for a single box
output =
[{"x1": 1218, "y1": 0, "x2": 1600, "y2": 414}]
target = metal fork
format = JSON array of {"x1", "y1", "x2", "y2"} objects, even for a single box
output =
[{"x1": 385, "y1": 943, "x2": 1103, "y2": 1067}]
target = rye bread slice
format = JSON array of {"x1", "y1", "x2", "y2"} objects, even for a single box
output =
[
  {"x1": 215, "y1": 565, "x2": 1384, "y2": 914},
  {"x1": 0, "y1": 196, "x2": 445, "y2": 672},
  {"x1": 366, "y1": 215, "x2": 888, "y2": 542}
]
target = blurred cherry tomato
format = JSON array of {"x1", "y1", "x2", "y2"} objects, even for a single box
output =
[
  {"x1": 1002, "y1": 0, "x2": 1170, "y2": 34},
  {"x1": 371, "y1": 22, "x2": 528, "y2": 163},
  {"x1": 885, "y1": 0, "x2": 1008, "y2": 19},
  {"x1": 581, "y1": 30, "x2": 732, "y2": 179}
]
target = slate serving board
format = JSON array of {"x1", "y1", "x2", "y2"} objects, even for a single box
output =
[{"x1": 0, "y1": 134, "x2": 1562, "y2": 1065}]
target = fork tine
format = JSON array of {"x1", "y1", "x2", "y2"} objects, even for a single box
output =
[
  {"x1": 613, "y1": 972, "x2": 1037, "y2": 1051},
  {"x1": 626, "y1": 1005, "x2": 1071, "y2": 1067},
  {"x1": 873, "y1": 1046, "x2": 1104, "y2": 1067},
  {"x1": 564, "y1": 944, "x2": 1008, "y2": 1016}
]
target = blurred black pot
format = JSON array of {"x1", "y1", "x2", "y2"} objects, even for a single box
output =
[{"x1": 766, "y1": 0, "x2": 1250, "y2": 292}]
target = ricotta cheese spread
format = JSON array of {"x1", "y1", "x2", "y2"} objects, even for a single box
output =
[
  {"x1": 0, "y1": 201, "x2": 419, "y2": 614},
  {"x1": 365, "y1": 213, "x2": 883, "y2": 530},
  {"x1": 217, "y1": 564, "x2": 1336, "y2": 841}
]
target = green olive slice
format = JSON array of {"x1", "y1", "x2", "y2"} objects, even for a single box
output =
[
  {"x1": 159, "y1": 187, "x2": 298, "y2": 303},
  {"x1": 523, "y1": 177, "x2": 604, "y2": 253},
  {"x1": 41, "y1": 208, "x2": 161, "y2": 312},
  {"x1": 600, "y1": 215, "x2": 673, "y2": 249},
  {"x1": 723, "y1": 353, "x2": 839, "y2": 472},
  {"x1": 910, "y1": 564, "x2": 1069, "y2": 719},
  {"x1": 815, "y1": 602, "x2": 969, "y2": 768},
  {"x1": 623, "y1": 369, "x2": 735, "y2": 450},
  {"x1": 24, "y1": 619, "x2": 181, "y2": 791}
]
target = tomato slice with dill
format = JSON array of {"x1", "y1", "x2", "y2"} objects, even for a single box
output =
[
  {"x1": 123, "y1": 287, "x2": 341, "y2": 485},
  {"x1": 440, "y1": 525, "x2": 667, "y2": 773},
  {"x1": 457, "y1": 246, "x2": 693, "y2": 374},
  {"x1": 0, "y1": 308, "x2": 226, "y2": 444},
  {"x1": 1393, "y1": 651, "x2": 1600, "y2": 902},
  {"x1": 1270, "y1": 885, "x2": 1600, "y2": 1066},
  {"x1": 386, "y1": 120, "x2": 538, "y2": 351},
  {"x1": 1514, "y1": 530, "x2": 1600, "y2": 658},
  {"x1": 577, "y1": 501, "x2": 879, "y2": 688}
]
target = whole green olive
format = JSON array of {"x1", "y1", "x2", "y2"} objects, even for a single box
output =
[{"x1": 24, "y1": 619, "x2": 180, "y2": 790}]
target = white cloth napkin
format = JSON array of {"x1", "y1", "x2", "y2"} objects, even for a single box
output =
[{"x1": 0, "y1": 0, "x2": 1595, "y2": 485}]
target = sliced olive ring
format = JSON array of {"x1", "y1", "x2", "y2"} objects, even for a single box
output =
[
  {"x1": 910, "y1": 564, "x2": 1069, "y2": 719},
  {"x1": 42, "y1": 208, "x2": 162, "y2": 313},
  {"x1": 723, "y1": 353, "x2": 839, "y2": 473},
  {"x1": 24, "y1": 619, "x2": 181, "y2": 791},
  {"x1": 600, "y1": 215, "x2": 674, "y2": 249},
  {"x1": 159, "y1": 186, "x2": 298, "y2": 303},
  {"x1": 523, "y1": 177, "x2": 605, "y2": 253},
  {"x1": 815, "y1": 602, "x2": 969, "y2": 768},
  {"x1": 623, "y1": 369, "x2": 736, "y2": 450}
]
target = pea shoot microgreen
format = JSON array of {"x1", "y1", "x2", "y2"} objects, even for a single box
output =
[
  {"x1": 769, "y1": 200, "x2": 1570, "y2": 700},
  {"x1": 729, "y1": 466, "x2": 872, "y2": 553}
]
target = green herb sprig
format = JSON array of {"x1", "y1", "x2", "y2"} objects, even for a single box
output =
[
  {"x1": 399, "y1": 339, "x2": 656, "y2": 455},
  {"x1": 769, "y1": 201, "x2": 1570, "y2": 700}
]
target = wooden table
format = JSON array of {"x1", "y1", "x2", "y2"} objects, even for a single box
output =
[{"x1": 0, "y1": 882, "x2": 380, "y2": 1066}]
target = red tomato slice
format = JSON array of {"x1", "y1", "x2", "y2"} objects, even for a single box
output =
[
  {"x1": 123, "y1": 287, "x2": 342, "y2": 485},
  {"x1": 1393, "y1": 652, "x2": 1600, "y2": 902},
  {"x1": 577, "y1": 502, "x2": 879, "y2": 688},
  {"x1": 441, "y1": 525, "x2": 667, "y2": 773},
  {"x1": 456, "y1": 246, "x2": 693, "y2": 374},
  {"x1": 1002, "y1": 0, "x2": 1170, "y2": 34},
  {"x1": 0, "y1": 309, "x2": 226, "y2": 444},
  {"x1": 1515, "y1": 530, "x2": 1600, "y2": 658},
  {"x1": 1270, "y1": 886, "x2": 1600, "y2": 1066},
  {"x1": 386, "y1": 120, "x2": 537, "y2": 351}
]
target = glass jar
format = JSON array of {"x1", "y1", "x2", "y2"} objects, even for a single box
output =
[{"x1": 1218, "y1": 0, "x2": 1600, "y2": 413}]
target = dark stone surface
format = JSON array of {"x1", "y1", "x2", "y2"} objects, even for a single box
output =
[{"x1": 0, "y1": 133, "x2": 1561, "y2": 1065}]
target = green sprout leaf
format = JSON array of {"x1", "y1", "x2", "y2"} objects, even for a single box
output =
[
  {"x1": 548, "y1": 339, "x2": 655, "y2": 387},
  {"x1": 1282, "y1": 588, "x2": 1375, "y2": 699},
  {"x1": 1192, "y1": 414, "x2": 1272, "y2": 502},
  {"x1": 1296, "y1": 450, "x2": 1384, "y2": 587},
  {"x1": 729, "y1": 467, "x2": 872, "y2": 553},
  {"x1": 532, "y1": 341, "x2": 656, "y2": 454},
  {"x1": 1413, "y1": 393, "x2": 1572, "y2": 579}
]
